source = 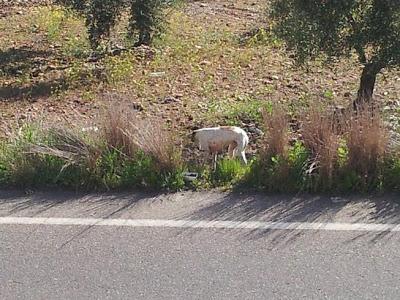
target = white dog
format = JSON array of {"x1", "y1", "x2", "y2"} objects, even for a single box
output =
[{"x1": 193, "y1": 126, "x2": 249, "y2": 169}]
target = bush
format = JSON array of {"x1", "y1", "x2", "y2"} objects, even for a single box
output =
[
  {"x1": 0, "y1": 107, "x2": 184, "y2": 191},
  {"x1": 254, "y1": 104, "x2": 306, "y2": 192},
  {"x1": 261, "y1": 104, "x2": 289, "y2": 159},
  {"x1": 346, "y1": 107, "x2": 388, "y2": 189},
  {"x1": 0, "y1": 103, "x2": 399, "y2": 194},
  {"x1": 128, "y1": 0, "x2": 166, "y2": 46},
  {"x1": 60, "y1": 0, "x2": 171, "y2": 51},
  {"x1": 301, "y1": 106, "x2": 340, "y2": 190},
  {"x1": 85, "y1": 0, "x2": 124, "y2": 50},
  {"x1": 250, "y1": 103, "x2": 394, "y2": 193},
  {"x1": 249, "y1": 141, "x2": 308, "y2": 192},
  {"x1": 382, "y1": 156, "x2": 400, "y2": 191}
]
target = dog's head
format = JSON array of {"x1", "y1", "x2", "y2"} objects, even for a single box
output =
[{"x1": 192, "y1": 130, "x2": 200, "y2": 145}]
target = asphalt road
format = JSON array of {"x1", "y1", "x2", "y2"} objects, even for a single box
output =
[{"x1": 1, "y1": 190, "x2": 400, "y2": 299}]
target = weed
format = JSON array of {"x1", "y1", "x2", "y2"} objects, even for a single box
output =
[
  {"x1": 104, "y1": 52, "x2": 136, "y2": 84},
  {"x1": 35, "y1": 7, "x2": 65, "y2": 41},
  {"x1": 261, "y1": 104, "x2": 289, "y2": 158},
  {"x1": 251, "y1": 140, "x2": 309, "y2": 192},
  {"x1": 206, "y1": 95, "x2": 271, "y2": 126},
  {"x1": 346, "y1": 107, "x2": 388, "y2": 189},
  {"x1": 382, "y1": 156, "x2": 400, "y2": 191},
  {"x1": 212, "y1": 158, "x2": 248, "y2": 186},
  {"x1": 34, "y1": 6, "x2": 90, "y2": 58},
  {"x1": 0, "y1": 108, "x2": 184, "y2": 191},
  {"x1": 241, "y1": 27, "x2": 283, "y2": 48},
  {"x1": 301, "y1": 106, "x2": 340, "y2": 189}
]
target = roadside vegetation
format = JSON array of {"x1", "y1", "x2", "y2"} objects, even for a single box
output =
[{"x1": 1, "y1": 0, "x2": 400, "y2": 193}]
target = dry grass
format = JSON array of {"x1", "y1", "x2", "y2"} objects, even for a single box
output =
[
  {"x1": 301, "y1": 107, "x2": 340, "y2": 182},
  {"x1": 27, "y1": 104, "x2": 183, "y2": 175},
  {"x1": 261, "y1": 104, "x2": 289, "y2": 158},
  {"x1": 101, "y1": 106, "x2": 138, "y2": 158},
  {"x1": 347, "y1": 107, "x2": 388, "y2": 179},
  {"x1": 122, "y1": 117, "x2": 182, "y2": 172},
  {"x1": 98, "y1": 103, "x2": 182, "y2": 171},
  {"x1": 28, "y1": 126, "x2": 101, "y2": 171}
]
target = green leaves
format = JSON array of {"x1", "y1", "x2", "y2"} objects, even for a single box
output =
[
  {"x1": 270, "y1": 0, "x2": 400, "y2": 68},
  {"x1": 129, "y1": 0, "x2": 166, "y2": 46},
  {"x1": 60, "y1": 0, "x2": 169, "y2": 51}
]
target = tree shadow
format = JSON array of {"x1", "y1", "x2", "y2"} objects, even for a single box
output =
[
  {"x1": 0, "y1": 46, "x2": 69, "y2": 100},
  {"x1": 182, "y1": 191, "x2": 400, "y2": 246},
  {"x1": 0, "y1": 189, "x2": 164, "y2": 248},
  {"x1": 0, "y1": 47, "x2": 52, "y2": 77},
  {"x1": 0, "y1": 78, "x2": 67, "y2": 101},
  {"x1": 1, "y1": 189, "x2": 400, "y2": 247},
  {"x1": 0, "y1": 189, "x2": 161, "y2": 217}
]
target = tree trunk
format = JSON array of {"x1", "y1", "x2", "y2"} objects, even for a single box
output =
[
  {"x1": 136, "y1": 31, "x2": 151, "y2": 46},
  {"x1": 353, "y1": 63, "x2": 383, "y2": 110}
]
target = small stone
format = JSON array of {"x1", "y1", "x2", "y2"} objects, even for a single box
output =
[
  {"x1": 271, "y1": 75, "x2": 279, "y2": 80},
  {"x1": 47, "y1": 64, "x2": 57, "y2": 70},
  {"x1": 199, "y1": 60, "x2": 212, "y2": 66},
  {"x1": 174, "y1": 93, "x2": 184, "y2": 98},
  {"x1": 149, "y1": 72, "x2": 166, "y2": 77}
]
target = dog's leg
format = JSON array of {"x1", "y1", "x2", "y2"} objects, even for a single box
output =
[
  {"x1": 213, "y1": 152, "x2": 218, "y2": 170},
  {"x1": 240, "y1": 151, "x2": 247, "y2": 164},
  {"x1": 228, "y1": 143, "x2": 235, "y2": 159},
  {"x1": 235, "y1": 140, "x2": 247, "y2": 164},
  {"x1": 232, "y1": 148, "x2": 237, "y2": 158}
]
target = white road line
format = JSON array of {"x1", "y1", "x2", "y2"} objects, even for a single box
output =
[{"x1": 0, "y1": 217, "x2": 400, "y2": 232}]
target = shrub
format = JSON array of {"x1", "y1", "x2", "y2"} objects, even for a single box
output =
[
  {"x1": 60, "y1": 0, "x2": 171, "y2": 51},
  {"x1": 346, "y1": 107, "x2": 388, "y2": 189},
  {"x1": 261, "y1": 104, "x2": 289, "y2": 159},
  {"x1": 382, "y1": 156, "x2": 400, "y2": 191},
  {"x1": 121, "y1": 116, "x2": 182, "y2": 173},
  {"x1": 301, "y1": 106, "x2": 340, "y2": 190},
  {"x1": 128, "y1": 0, "x2": 166, "y2": 46},
  {"x1": 101, "y1": 106, "x2": 138, "y2": 158},
  {"x1": 0, "y1": 106, "x2": 184, "y2": 191},
  {"x1": 85, "y1": 0, "x2": 124, "y2": 50}
]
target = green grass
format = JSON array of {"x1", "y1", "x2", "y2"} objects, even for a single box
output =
[
  {"x1": 33, "y1": 6, "x2": 90, "y2": 58},
  {"x1": 1, "y1": 119, "x2": 400, "y2": 194},
  {"x1": 0, "y1": 122, "x2": 185, "y2": 191},
  {"x1": 205, "y1": 95, "x2": 272, "y2": 126},
  {"x1": 212, "y1": 158, "x2": 250, "y2": 186}
]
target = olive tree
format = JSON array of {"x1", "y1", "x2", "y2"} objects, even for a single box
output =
[
  {"x1": 58, "y1": 0, "x2": 170, "y2": 50},
  {"x1": 270, "y1": 0, "x2": 400, "y2": 109},
  {"x1": 129, "y1": 0, "x2": 166, "y2": 46}
]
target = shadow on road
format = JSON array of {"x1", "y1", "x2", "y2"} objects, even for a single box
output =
[
  {"x1": 183, "y1": 191, "x2": 400, "y2": 246},
  {"x1": 0, "y1": 189, "x2": 161, "y2": 217},
  {"x1": 0, "y1": 189, "x2": 399, "y2": 246}
]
